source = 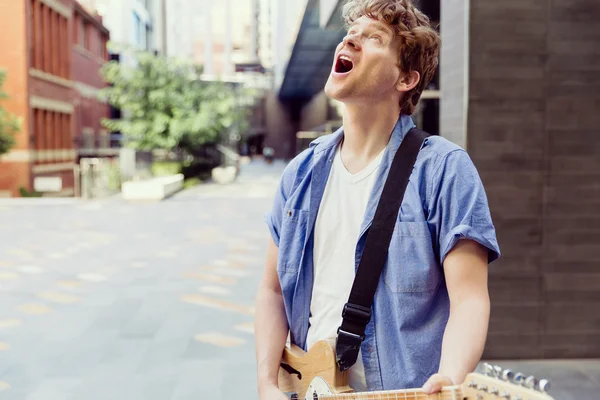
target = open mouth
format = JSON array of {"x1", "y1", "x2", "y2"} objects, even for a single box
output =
[{"x1": 335, "y1": 55, "x2": 354, "y2": 74}]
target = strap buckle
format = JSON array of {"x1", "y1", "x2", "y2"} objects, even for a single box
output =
[
  {"x1": 342, "y1": 303, "x2": 371, "y2": 325},
  {"x1": 335, "y1": 328, "x2": 365, "y2": 372},
  {"x1": 335, "y1": 303, "x2": 371, "y2": 371}
]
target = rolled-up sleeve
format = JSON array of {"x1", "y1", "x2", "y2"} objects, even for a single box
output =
[
  {"x1": 264, "y1": 160, "x2": 297, "y2": 247},
  {"x1": 428, "y1": 149, "x2": 500, "y2": 264}
]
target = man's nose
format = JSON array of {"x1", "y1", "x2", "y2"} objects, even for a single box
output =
[{"x1": 343, "y1": 34, "x2": 361, "y2": 51}]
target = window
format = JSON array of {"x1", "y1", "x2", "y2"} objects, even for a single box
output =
[
  {"x1": 73, "y1": 14, "x2": 78, "y2": 43},
  {"x1": 30, "y1": 0, "x2": 69, "y2": 78},
  {"x1": 146, "y1": 24, "x2": 153, "y2": 51},
  {"x1": 102, "y1": 35, "x2": 109, "y2": 60},
  {"x1": 60, "y1": 17, "x2": 68, "y2": 76},
  {"x1": 31, "y1": 0, "x2": 42, "y2": 70},
  {"x1": 83, "y1": 130, "x2": 94, "y2": 150},
  {"x1": 33, "y1": 109, "x2": 72, "y2": 163},
  {"x1": 34, "y1": 109, "x2": 45, "y2": 164},
  {"x1": 133, "y1": 12, "x2": 141, "y2": 47},
  {"x1": 84, "y1": 22, "x2": 91, "y2": 50},
  {"x1": 42, "y1": 3, "x2": 50, "y2": 72},
  {"x1": 78, "y1": 18, "x2": 86, "y2": 47},
  {"x1": 97, "y1": 32, "x2": 105, "y2": 58},
  {"x1": 52, "y1": 11, "x2": 60, "y2": 75}
]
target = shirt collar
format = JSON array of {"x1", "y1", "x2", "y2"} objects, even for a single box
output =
[{"x1": 310, "y1": 114, "x2": 415, "y2": 156}]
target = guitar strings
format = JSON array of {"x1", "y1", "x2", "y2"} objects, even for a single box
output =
[{"x1": 319, "y1": 390, "x2": 462, "y2": 400}]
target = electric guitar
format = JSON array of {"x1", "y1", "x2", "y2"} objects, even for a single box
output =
[{"x1": 278, "y1": 340, "x2": 554, "y2": 400}]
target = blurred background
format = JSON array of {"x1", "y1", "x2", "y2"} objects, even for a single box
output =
[{"x1": 0, "y1": 0, "x2": 598, "y2": 399}]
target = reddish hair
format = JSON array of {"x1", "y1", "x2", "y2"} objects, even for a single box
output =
[{"x1": 342, "y1": 0, "x2": 440, "y2": 115}]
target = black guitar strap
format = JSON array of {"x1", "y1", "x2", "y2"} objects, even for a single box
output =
[{"x1": 335, "y1": 127, "x2": 431, "y2": 371}]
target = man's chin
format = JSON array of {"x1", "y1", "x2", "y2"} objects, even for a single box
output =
[{"x1": 324, "y1": 79, "x2": 348, "y2": 101}]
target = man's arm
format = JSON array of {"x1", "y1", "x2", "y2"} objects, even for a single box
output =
[
  {"x1": 254, "y1": 237, "x2": 289, "y2": 398},
  {"x1": 423, "y1": 239, "x2": 490, "y2": 393}
]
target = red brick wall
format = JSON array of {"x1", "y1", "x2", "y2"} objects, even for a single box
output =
[
  {"x1": 72, "y1": 4, "x2": 109, "y2": 151},
  {"x1": 0, "y1": 0, "x2": 78, "y2": 197},
  {"x1": 0, "y1": 0, "x2": 31, "y2": 196},
  {"x1": 29, "y1": 77, "x2": 72, "y2": 104},
  {"x1": 0, "y1": 162, "x2": 31, "y2": 197},
  {"x1": 27, "y1": 0, "x2": 75, "y2": 196}
]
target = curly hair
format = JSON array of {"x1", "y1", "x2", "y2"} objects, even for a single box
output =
[{"x1": 342, "y1": 0, "x2": 440, "y2": 115}]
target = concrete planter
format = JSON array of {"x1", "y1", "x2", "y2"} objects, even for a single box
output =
[
  {"x1": 121, "y1": 174, "x2": 184, "y2": 201},
  {"x1": 211, "y1": 166, "x2": 238, "y2": 184}
]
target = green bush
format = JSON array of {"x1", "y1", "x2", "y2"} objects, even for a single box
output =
[
  {"x1": 107, "y1": 162, "x2": 122, "y2": 191},
  {"x1": 0, "y1": 70, "x2": 21, "y2": 157},
  {"x1": 152, "y1": 161, "x2": 182, "y2": 176},
  {"x1": 19, "y1": 187, "x2": 42, "y2": 197},
  {"x1": 183, "y1": 177, "x2": 200, "y2": 189},
  {"x1": 181, "y1": 160, "x2": 215, "y2": 181}
]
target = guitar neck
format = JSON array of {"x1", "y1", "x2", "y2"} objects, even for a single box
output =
[{"x1": 320, "y1": 387, "x2": 462, "y2": 400}]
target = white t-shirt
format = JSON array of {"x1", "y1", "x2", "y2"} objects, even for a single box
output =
[{"x1": 306, "y1": 143, "x2": 385, "y2": 392}]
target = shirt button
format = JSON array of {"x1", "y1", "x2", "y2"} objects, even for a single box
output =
[{"x1": 287, "y1": 211, "x2": 292, "y2": 217}]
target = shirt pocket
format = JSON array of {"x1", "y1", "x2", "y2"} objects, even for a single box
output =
[
  {"x1": 383, "y1": 221, "x2": 440, "y2": 293},
  {"x1": 277, "y1": 208, "x2": 309, "y2": 274}
]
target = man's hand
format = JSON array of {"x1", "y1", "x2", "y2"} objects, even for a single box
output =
[
  {"x1": 258, "y1": 384, "x2": 289, "y2": 400},
  {"x1": 422, "y1": 374, "x2": 454, "y2": 394}
]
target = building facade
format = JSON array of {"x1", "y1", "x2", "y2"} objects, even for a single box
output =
[
  {"x1": 89, "y1": 0, "x2": 158, "y2": 61},
  {"x1": 440, "y1": 0, "x2": 600, "y2": 359},
  {"x1": 72, "y1": 1, "x2": 111, "y2": 160},
  {"x1": 0, "y1": 0, "x2": 75, "y2": 197},
  {"x1": 193, "y1": 0, "x2": 262, "y2": 77},
  {"x1": 0, "y1": 0, "x2": 110, "y2": 197}
]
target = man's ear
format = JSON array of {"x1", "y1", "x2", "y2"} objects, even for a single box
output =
[{"x1": 396, "y1": 70, "x2": 420, "y2": 92}]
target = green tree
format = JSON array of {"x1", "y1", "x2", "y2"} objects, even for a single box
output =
[
  {"x1": 100, "y1": 48, "x2": 250, "y2": 154},
  {"x1": 0, "y1": 70, "x2": 21, "y2": 156}
]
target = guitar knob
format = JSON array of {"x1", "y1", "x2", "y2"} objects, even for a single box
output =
[
  {"x1": 500, "y1": 391, "x2": 510, "y2": 399},
  {"x1": 514, "y1": 372, "x2": 525, "y2": 385},
  {"x1": 477, "y1": 384, "x2": 488, "y2": 392},
  {"x1": 502, "y1": 369, "x2": 514, "y2": 381},
  {"x1": 484, "y1": 363, "x2": 494, "y2": 376},
  {"x1": 539, "y1": 379, "x2": 551, "y2": 393},
  {"x1": 525, "y1": 375, "x2": 537, "y2": 389},
  {"x1": 489, "y1": 387, "x2": 500, "y2": 395},
  {"x1": 493, "y1": 365, "x2": 502, "y2": 378}
]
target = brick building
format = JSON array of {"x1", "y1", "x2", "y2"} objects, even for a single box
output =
[
  {"x1": 72, "y1": 1, "x2": 111, "y2": 160},
  {"x1": 0, "y1": 0, "x2": 109, "y2": 197}
]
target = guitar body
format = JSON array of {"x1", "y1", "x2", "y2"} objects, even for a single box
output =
[
  {"x1": 278, "y1": 340, "x2": 353, "y2": 399},
  {"x1": 278, "y1": 341, "x2": 557, "y2": 400}
]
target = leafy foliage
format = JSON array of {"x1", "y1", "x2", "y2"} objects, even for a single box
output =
[
  {"x1": 100, "y1": 48, "x2": 252, "y2": 153},
  {"x1": 0, "y1": 70, "x2": 22, "y2": 156}
]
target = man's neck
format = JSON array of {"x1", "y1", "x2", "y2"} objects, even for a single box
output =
[{"x1": 339, "y1": 101, "x2": 401, "y2": 174}]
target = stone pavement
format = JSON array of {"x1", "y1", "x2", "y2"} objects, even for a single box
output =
[
  {"x1": 0, "y1": 159, "x2": 598, "y2": 400},
  {"x1": 0, "y1": 160, "x2": 285, "y2": 400}
]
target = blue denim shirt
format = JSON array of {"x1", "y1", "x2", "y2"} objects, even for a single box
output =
[{"x1": 265, "y1": 115, "x2": 500, "y2": 391}]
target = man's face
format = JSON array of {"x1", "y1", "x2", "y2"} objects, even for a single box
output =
[{"x1": 325, "y1": 16, "x2": 402, "y2": 104}]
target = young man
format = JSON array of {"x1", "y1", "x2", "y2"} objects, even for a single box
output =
[{"x1": 254, "y1": 0, "x2": 500, "y2": 398}]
